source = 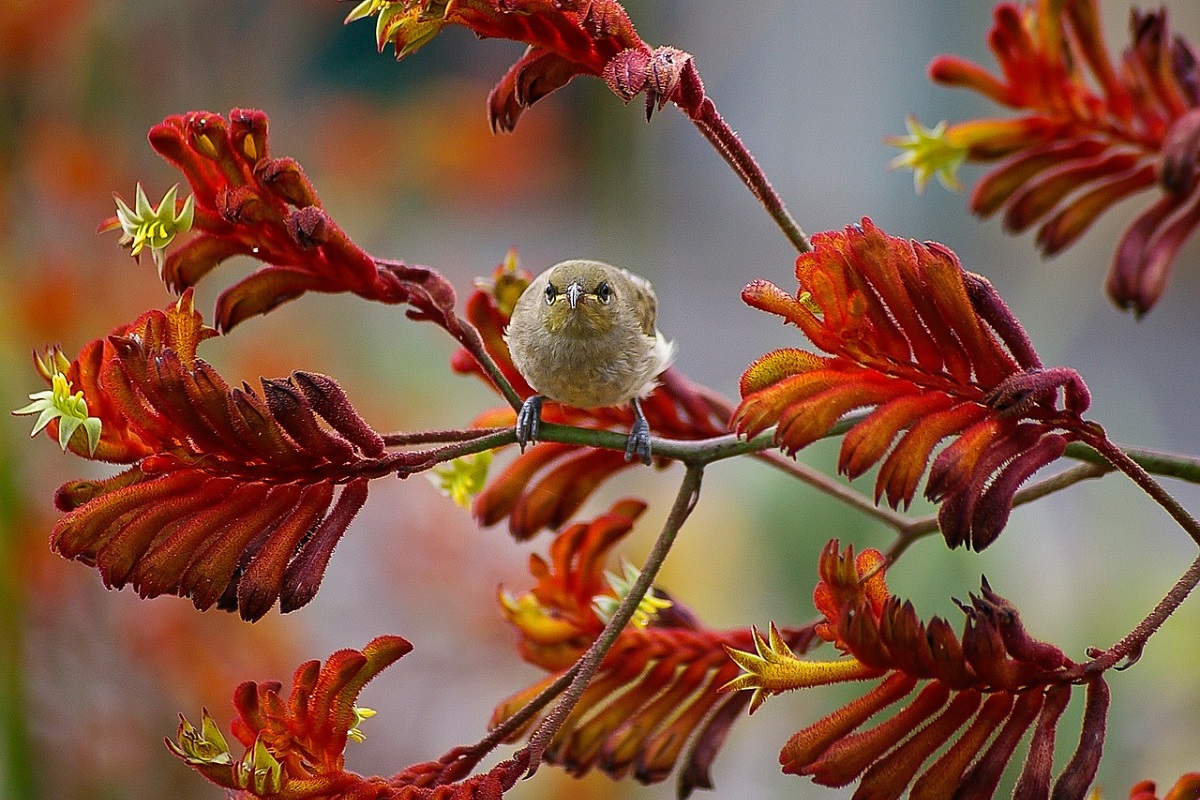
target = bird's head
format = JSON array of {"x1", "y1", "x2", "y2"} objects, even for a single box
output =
[{"x1": 540, "y1": 260, "x2": 620, "y2": 335}]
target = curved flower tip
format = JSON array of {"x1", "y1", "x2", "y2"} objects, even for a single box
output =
[
  {"x1": 495, "y1": 500, "x2": 819, "y2": 793},
  {"x1": 123, "y1": 109, "x2": 460, "y2": 333},
  {"x1": 735, "y1": 219, "x2": 1092, "y2": 550},
  {"x1": 343, "y1": 0, "x2": 716, "y2": 132},
  {"x1": 916, "y1": 1, "x2": 1200, "y2": 314},
  {"x1": 169, "y1": 636, "x2": 412, "y2": 798}
]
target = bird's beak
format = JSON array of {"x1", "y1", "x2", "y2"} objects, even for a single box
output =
[{"x1": 566, "y1": 281, "x2": 584, "y2": 310}]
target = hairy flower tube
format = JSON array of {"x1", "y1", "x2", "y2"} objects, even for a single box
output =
[
  {"x1": 168, "y1": 636, "x2": 533, "y2": 799},
  {"x1": 723, "y1": 541, "x2": 1111, "y2": 798},
  {"x1": 494, "y1": 499, "x2": 818, "y2": 796},
  {"x1": 735, "y1": 218, "x2": 1095, "y2": 550},
  {"x1": 895, "y1": 0, "x2": 1200, "y2": 315}
]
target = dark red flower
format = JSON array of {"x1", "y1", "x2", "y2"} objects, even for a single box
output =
[
  {"x1": 725, "y1": 541, "x2": 1110, "y2": 798},
  {"x1": 734, "y1": 218, "x2": 1093, "y2": 550},
  {"x1": 344, "y1": 0, "x2": 714, "y2": 132},
  {"x1": 907, "y1": 1, "x2": 1200, "y2": 315},
  {"x1": 37, "y1": 291, "x2": 439, "y2": 621}
]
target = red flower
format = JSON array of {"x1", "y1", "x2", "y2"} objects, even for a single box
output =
[
  {"x1": 40, "y1": 291, "x2": 438, "y2": 621},
  {"x1": 345, "y1": 0, "x2": 713, "y2": 132},
  {"x1": 725, "y1": 541, "x2": 1110, "y2": 798},
  {"x1": 454, "y1": 258, "x2": 732, "y2": 540},
  {"x1": 493, "y1": 499, "x2": 817, "y2": 796},
  {"x1": 103, "y1": 109, "x2": 460, "y2": 334},
  {"x1": 914, "y1": 1, "x2": 1200, "y2": 315},
  {"x1": 168, "y1": 636, "x2": 531, "y2": 799},
  {"x1": 734, "y1": 218, "x2": 1093, "y2": 550}
]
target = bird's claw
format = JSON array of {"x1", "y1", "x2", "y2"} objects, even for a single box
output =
[
  {"x1": 516, "y1": 395, "x2": 544, "y2": 452},
  {"x1": 624, "y1": 414, "x2": 652, "y2": 466}
]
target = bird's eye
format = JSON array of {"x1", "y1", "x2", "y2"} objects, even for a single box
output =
[
  {"x1": 544, "y1": 283, "x2": 557, "y2": 305},
  {"x1": 596, "y1": 281, "x2": 612, "y2": 304}
]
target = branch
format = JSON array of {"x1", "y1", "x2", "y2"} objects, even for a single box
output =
[
  {"x1": 676, "y1": 63, "x2": 811, "y2": 253},
  {"x1": 1066, "y1": 551, "x2": 1200, "y2": 678},
  {"x1": 1083, "y1": 432, "x2": 1200, "y2": 548},
  {"x1": 520, "y1": 464, "x2": 705, "y2": 775},
  {"x1": 753, "y1": 449, "x2": 912, "y2": 531}
]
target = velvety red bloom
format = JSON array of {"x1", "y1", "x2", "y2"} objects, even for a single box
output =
[
  {"x1": 42, "y1": 291, "x2": 437, "y2": 621},
  {"x1": 453, "y1": 259, "x2": 732, "y2": 540},
  {"x1": 169, "y1": 635, "x2": 531, "y2": 799},
  {"x1": 345, "y1": 0, "x2": 712, "y2": 132},
  {"x1": 493, "y1": 499, "x2": 818, "y2": 796},
  {"x1": 726, "y1": 541, "x2": 1109, "y2": 798},
  {"x1": 735, "y1": 218, "x2": 1093, "y2": 550},
  {"x1": 925, "y1": 1, "x2": 1200, "y2": 315},
  {"x1": 104, "y1": 108, "x2": 460, "y2": 334}
]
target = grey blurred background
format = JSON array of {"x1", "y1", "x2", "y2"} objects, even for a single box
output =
[{"x1": 1, "y1": 1, "x2": 1198, "y2": 798}]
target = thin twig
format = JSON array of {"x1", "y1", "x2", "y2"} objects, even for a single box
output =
[
  {"x1": 381, "y1": 427, "x2": 508, "y2": 447},
  {"x1": 753, "y1": 449, "x2": 912, "y2": 531},
  {"x1": 521, "y1": 464, "x2": 705, "y2": 775},
  {"x1": 1084, "y1": 432, "x2": 1200, "y2": 548},
  {"x1": 1066, "y1": 551, "x2": 1200, "y2": 678}
]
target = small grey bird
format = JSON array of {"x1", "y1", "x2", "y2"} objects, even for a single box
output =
[{"x1": 504, "y1": 259, "x2": 675, "y2": 465}]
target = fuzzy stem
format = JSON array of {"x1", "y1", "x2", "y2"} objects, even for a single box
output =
[
  {"x1": 754, "y1": 449, "x2": 912, "y2": 530},
  {"x1": 1084, "y1": 431, "x2": 1200, "y2": 548},
  {"x1": 521, "y1": 464, "x2": 705, "y2": 775},
  {"x1": 1068, "y1": 551, "x2": 1200, "y2": 677},
  {"x1": 440, "y1": 669, "x2": 578, "y2": 781},
  {"x1": 452, "y1": 314, "x2": 524, "y2": 410},
  {"x1": 690, "y1": 110, "x2": 810, "y2": 253},
  {"x1": 674, "y1": 64, "x2": 810, "y2": 253},
  {"x1": 382, "y1": 427, "x2": 508, "y2": 447}
]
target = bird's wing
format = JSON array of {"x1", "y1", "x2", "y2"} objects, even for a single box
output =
[{"x1": 621, "y1": 268, "x2": 659, "y2": 338}]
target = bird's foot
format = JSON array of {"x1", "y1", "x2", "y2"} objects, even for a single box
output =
[
  {"x1": 516, "y1": 395, "x2": 544, "y2": 452},
  {"x1": 624, "y1": 398, "x2": 652, "y2": 465}
]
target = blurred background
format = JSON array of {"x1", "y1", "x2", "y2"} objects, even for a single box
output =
[{"x1": 2, "y1": 1, "x2": 1199, "y2": 798}]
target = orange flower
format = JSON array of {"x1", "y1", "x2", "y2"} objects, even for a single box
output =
[
  {"x1": 735, "y1": 218, "x2": 1093, "y2": 550},
  {"x1": 903, "y1": 1, "x2": 1200, "y2": 315},
  {"x1": 1129, "y1": 774, "x2": 1200, "y2": 800},
  {"x1": 493, "y1": 499, "x2": 817, "y2": 795},
  {"x1": 724, "y1": 541, "x2": 1110, "y2": 798},
  {"x1": 169, "y1": 636, "x2": 532, "y2": 799}
]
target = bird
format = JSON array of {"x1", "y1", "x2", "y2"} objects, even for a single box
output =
[{"x1": 504, "y1": 259, "x2": 675, "y2": 465}]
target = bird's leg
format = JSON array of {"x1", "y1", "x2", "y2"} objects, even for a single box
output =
[
  {"x1": 625, "y1": 397, "x2": 653, "y2": 466},
  {"x1": 516, "y1": 395, "x2": 545, "y2": 452}
]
